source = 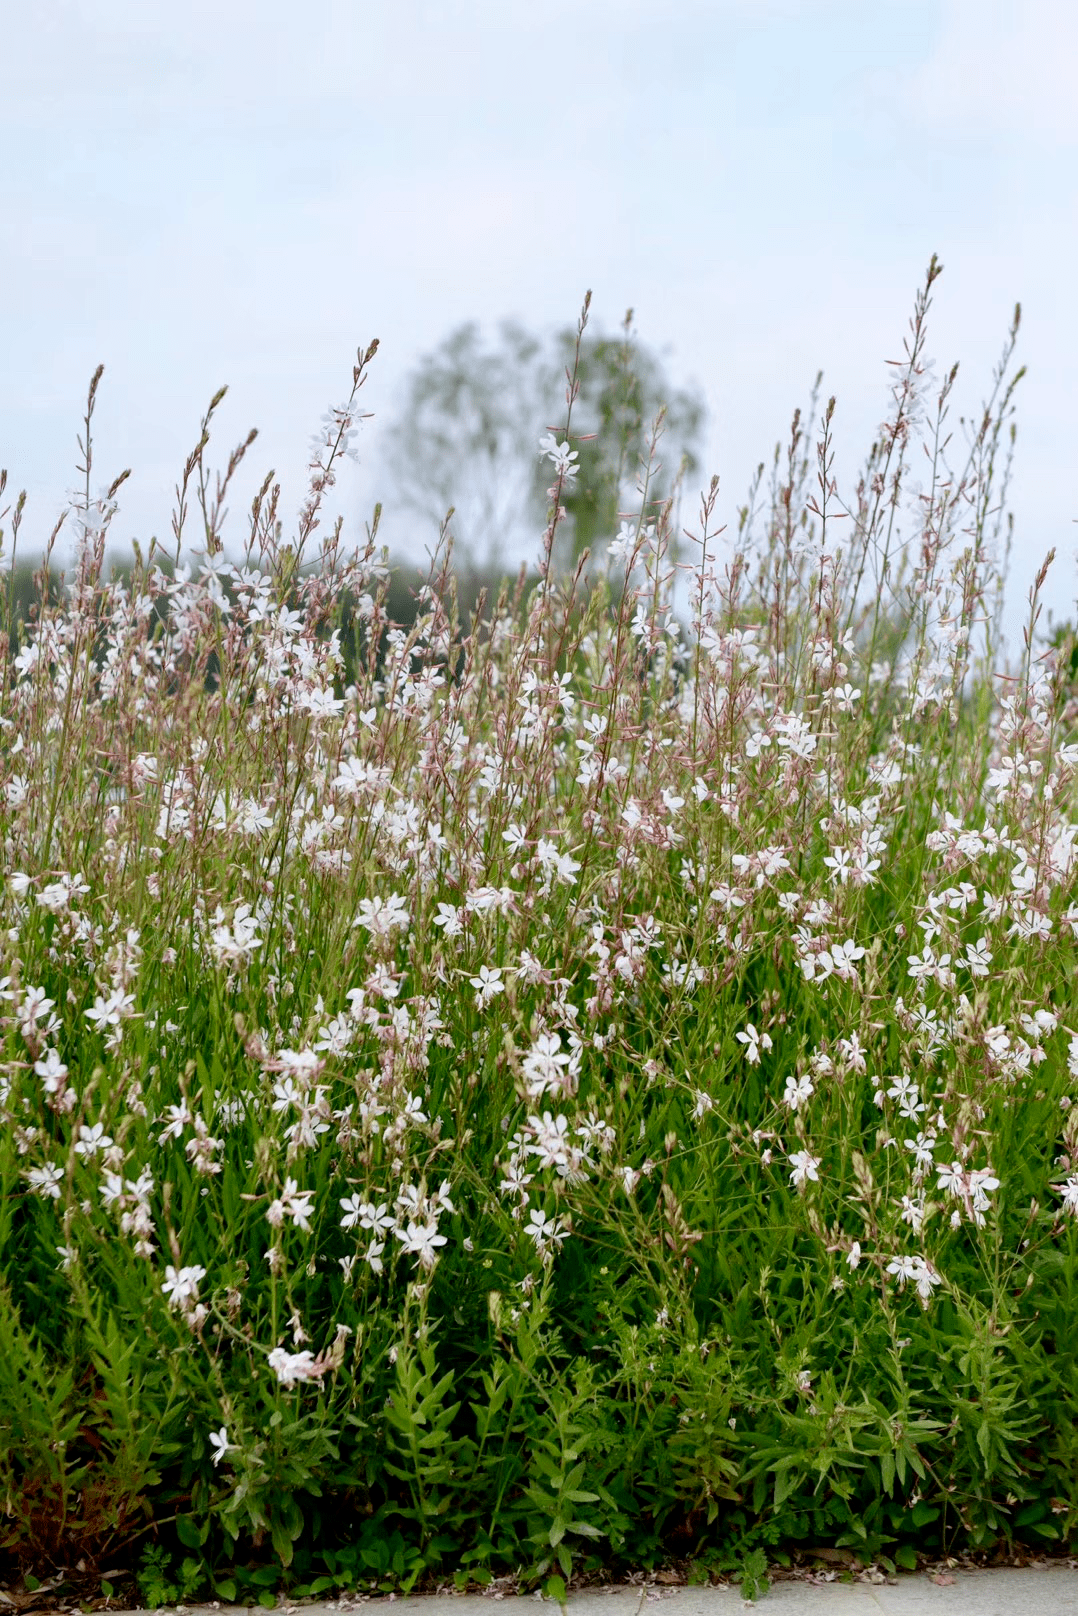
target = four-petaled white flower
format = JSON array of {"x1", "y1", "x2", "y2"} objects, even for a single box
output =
[
  {"x1": 85, "y1": 988, "x2": 136, "y2": 1032},
  {"x1": 736, "y1": 1023, "x2": 773, "y2": 1065},
  {"x1": 74, "y1": 1121, "x2": 114, "y2": 1157},
  {"x1": 886, "y1": 1254, "x2": 942, "y2": 1302},
  {"x1": 162, "y1": 1264, "x2": 207, "y2": 1310},
  {"x1": 538, "y1": 433, "x2": 580, "y2": 483},
  {"x1": 783, "y1": 1074, "x2": 815, "y2": 1112},
  {"x1": 267, "y1": 1177, "x2": 316, "y2": 1233},
  {"x1": 267, "y1": 1346, "x2": 326, "y2": 1386},
  {"x1": 1054, "y1": 1174, "x2": 1078, "y2": 1216},
  {"x1": 469, "y1": 965, "x2": 504, "y2": 1008},
  {"x1": 208, "y1": 1426, "x2": 235, "y2": 1467},
  {"x1": 395, "y1": 1219, "x2": 448, "y2": 1271},
  {"x1": 354, "y1": 894, "x2": 410, "y2": 938},
  {"x1": 788, "y1": 1149, "x2": 821, "y2": 1189},
  {"x1": 25, "y1": 1163, "x2": 64, "y2": 1199},
  {"x1": 339, "y1": 1194, "x2": 395, "y2": 1233},
  {"x1": 524, "y1": 1207, "x2": 568, "y2": 1257}
]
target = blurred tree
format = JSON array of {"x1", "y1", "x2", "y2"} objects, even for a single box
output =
[{"x1": 381, "y1": 309, "x2": 705, "y2": 576}]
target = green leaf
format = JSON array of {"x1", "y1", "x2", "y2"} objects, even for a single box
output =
[
  {"x1": 175, "y1": 1513, "x2": 205, "y2": 1549},
  {"x1": 271, "y1": 1516, "x2": 296, "y2": 1567},
  {"x1": 545, "y1": 1574, "x2": 567, "y2": 1610},
  {"x1": 895, "y1": 1545, "x2": 918, "y2": 1571},
  {"x1": 566, "y1": 1521, "x2": 603, "y2": 1539}
]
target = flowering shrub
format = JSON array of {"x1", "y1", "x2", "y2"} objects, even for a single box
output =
[{"x1": 1, "y1": 263, "x2": 1077, "y2": 1599}]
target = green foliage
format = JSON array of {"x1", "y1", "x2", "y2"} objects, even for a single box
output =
[{"x1": 136, "y1": 1543, "x2": 206, "y2": 1609}]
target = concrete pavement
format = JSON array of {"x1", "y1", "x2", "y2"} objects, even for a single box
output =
[{"x1": 114, "y1": 1565, "x2": 1078, "y2": 1616}]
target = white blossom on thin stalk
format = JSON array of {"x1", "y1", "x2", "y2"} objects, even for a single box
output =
[
  {"x1": 267, "y1": 1347, "x2": 327, "y2": 1387},
  {"x1": 469, "y1": 965, "x2": 504, "y2": 1009},
  {"x1": 524, "y1": 1207, "x2": 569, "y2": 1262},
  {"x1": 208, "y1": 1426, "x2": 235, "y2": 1467},
  {"x1": 788, "y1": 1150, "x2": 821, "y2": 1189},
  {"x1": 736, "y1": 1023, "x2": 772, "y2": 1065}
]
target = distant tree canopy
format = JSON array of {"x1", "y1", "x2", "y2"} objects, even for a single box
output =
[{"x1": 381, "y1": 310, "x2": 706, "y2": 576}]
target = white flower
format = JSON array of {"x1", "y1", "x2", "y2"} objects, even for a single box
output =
[
  {"x1": 829, "y1": 938, "x2": 866, "y2": 979},
  {"x1": 788, "y1": 1149, "x2": 820, "y2": 1189},
  {"x1": 904, "y1": 1132, "x2": 938, "y2": 1171},
  {"x1": 353, "y1": 894, "x2": 410, "y2": 938},
  {"x1": 24, "y1": 1162, "x2": 64, "y2": 1199},
  {"x1": 395, "y1": 1219, "x2": 447, "y2": 1271},
  {"x1": 736, "y1": 1023, "x2": 772, "y2": 1065},
  {"x1": 692, "y1": 1089, "x2": 715, "y2": 1121},
  {"x1": 1054, "y1": 1174, "x2": 1078, "y2": 1215},
  {"x1": 85, "y1": 989, "x2": 136, "y2": 1032},
  {"x1": 521, "y1": 1032, "x2": 575, "y2": 1100},
  {"x1": 886, "y1": 1254, "x2": 941, "y2": 1301},
  {"x1": 525, "y1": 1111, "x2": 572, "y2": 1170},
  {"x1": 469, "y1": 965, "x2": 504, "y2": 1009},
  {"x1": 267, "y1": 1346, "x2": 325, "y2": 1386},
  {"x1": 340, "y1": 1194, "x2": 395, "y2": 1234},
  {"x1": 401, "y1": 1094, "x2": 428, "y2": 1126},
  {"x1": 524, "y1": 1207, "x2": 568, "y2": 1256},
  {"x1": 538, "y1": 433, "x2": 579, "y2": 482},
  {"x1": 846, "y1": 1242, "x2": 862, "y2": 1269},
  {"x1": 37, "y1": 872, "x2": 89, "y2": 913},
  {"x1": 830, "y1": 682, "x2": 861, "y2": 712},
  {"x1": 19, "y1": 985, "x2": 56, "y2": 1033},
  {"x1": 782, "y1": 1074, "x2": 814, "y2": 1112},
  {"x1": 823, "y1": 847, "x2": 853, "y2": 883},
  {"x1": 969, "y1": 1167, "x2": 1000, "y2": 1218},
  {"x1": 208, "y1": 1426, "x2": 235, "y2": 1467},
  {"x1": 158, "y1": 1101, "x2": 193, "y2": 1143},
  {"x1": 607, "y1": 520, "x2": 640, "y2": 565},
  {"x1": 162, "y1": 1264, "x2": 207, "y2": 1310},
  {"x1": 886, "y1": 1254, "x2": 918, "y2": 1286},
  {"x1": 502, "y1": 822, "x2": 528, "y2": 853},
  {"x1": 210, "y1": 903, "x2": 262, "y2": 968},
  {"x1": 433, "y1": 902, "x2": 464, "y2": 937},
  {"x1": 74, "y1": 1121, "x2": 114, "y2": 1158},
  {"x1": 936, "y1": 1161, "x2": 967, "y2": 1198},
  {"x1": 280, "y1": 1178, "x2": 316, "y2": 1232},
  {"x1": 34, "y1": 1049, "x2": 69, "y2": 1097},
  {"x1": 915, "y1": 1259, "x2": 944, "y2": 1300}
]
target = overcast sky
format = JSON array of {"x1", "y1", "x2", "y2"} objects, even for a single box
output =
[{"x1": 3, "y1": 0, "x2": 1076, "y2": 649}]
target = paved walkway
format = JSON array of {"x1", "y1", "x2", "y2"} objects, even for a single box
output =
[{"x1": 114, "y1": 1566, "x2": 1078, "y2": 1616}]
